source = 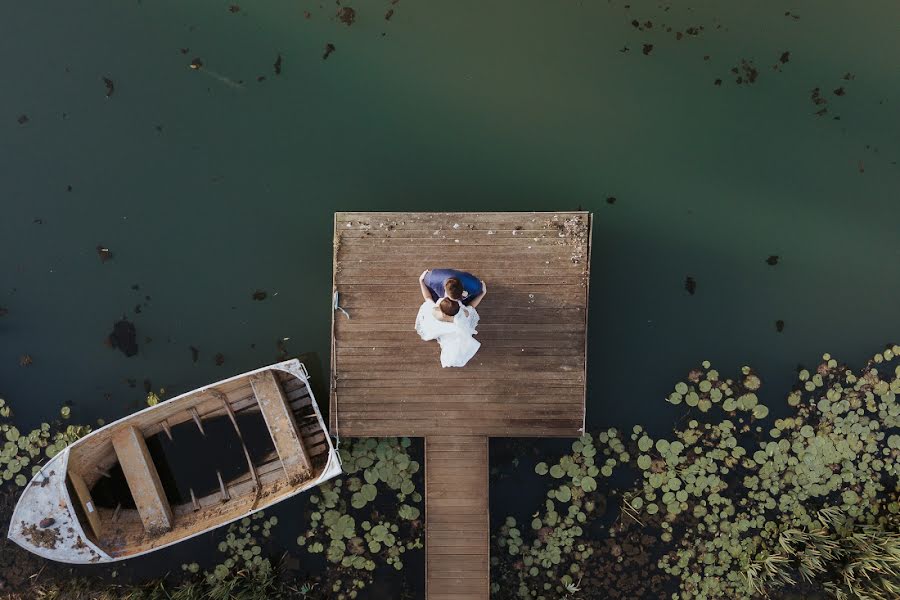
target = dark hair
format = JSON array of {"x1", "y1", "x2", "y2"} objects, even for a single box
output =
[
  {"x1": 444, "y1": 278, "x2": 463, "y2": 300},
  {"x1": 439, "y1": 298, "x2": 460, "y2": 317}
]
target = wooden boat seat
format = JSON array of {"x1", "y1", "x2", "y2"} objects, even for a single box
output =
[
  {"x1": 111, "y1": 426, "x2": 174, "y2": 535},
  {"x1": 68, "y1": 470, "x2": 103, "y2": 539},
  {"x1": 249, "y1": 370, "x2": 313, "y2": 485}
]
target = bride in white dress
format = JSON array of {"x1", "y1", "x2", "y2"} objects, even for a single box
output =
[{"x1": 415, "y1": 270, "x2": 487, "y2": 368}]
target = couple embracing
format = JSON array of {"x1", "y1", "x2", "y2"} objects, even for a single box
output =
[{"x1": 415, "y1": 268, "x2": 487, "y2": 368}]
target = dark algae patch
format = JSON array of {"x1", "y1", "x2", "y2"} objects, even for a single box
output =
[
  {"x1": 766, "y1": 255, "x2": 779, "y2": 266},
  {"x1": 214, "y1": 352, "x2": 225, "y2": 366},
  {"x1": 775, "y1": 319, "x2": 785, "y2": 332},
  {"x1": 108, "y1": 318, "x2": 138, "y2": 357},
  {"x1": 323, "y1": 43, "x2": 335, "y2": 60}
]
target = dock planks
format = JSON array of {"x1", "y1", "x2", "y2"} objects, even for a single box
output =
[
  {"x1": 330, "y1": 211, "x2": 590, "y2": 438},
  {"x1": 425, "y1": 435, "x2": 489, "y2": 600},
  {"x1": 329, "y1": 212, "x2": 591, "y2": 599}
]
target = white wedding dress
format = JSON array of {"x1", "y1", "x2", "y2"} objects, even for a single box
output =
[{"x1": 415, "y1": 299, "x2": 481, "y2": 368}]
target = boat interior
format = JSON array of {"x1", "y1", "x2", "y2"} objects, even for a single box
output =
[{"x1": 64, "y1": 368, "x2": 330, "y2": 558}]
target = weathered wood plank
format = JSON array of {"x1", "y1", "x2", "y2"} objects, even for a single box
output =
[
  {"x1": 250, "y1": 370, "x2": 312, "y2": 485},
  {"x1": 111, "y1": 426, "x2": 174, "y2": 535},
  {"x1": 426, "y1": 435, "x2": 489, "y2": 600}
]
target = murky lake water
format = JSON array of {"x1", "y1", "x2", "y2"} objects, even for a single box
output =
[{"x1": 2, "y1": 0, "x2": 898, "y2": 596}]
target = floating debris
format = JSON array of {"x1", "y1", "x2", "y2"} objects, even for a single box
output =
[
  {"x1": 766, "y1": 255, "x2": 779, "y2": 266},
  {"x1": 214, "y1": 352, "x2": 225, "y2": 366},
  {"x1": 252, "y1": 290, "x2": 267, "y2": 301},
  {"x1": 811, "y1": 87, "x2": 828, "y2": 116},
  {"x1": 0, "y1": 307, "x2": 7, "y2": 317},
  {"x1": 273, "y1": 53, "x2": 282, "y2": 75},
  {"x1": 773, "y1": 50, "x2": 791, "y2": 71},
  {"x1": 190, "y1": 345, "x2": 199, "y2": 363},
  {"x1": 20, "y1": 523, "x2": 60, "y2": 550},
  {"x1": 730, "y1": 58, "x2": 759, "y2": 85},
  {"x1": 190, "y1": 58, "x2": 203, "y2": 70},
  {"x1": 775, "y1": 319, "x2": 785, "y2": 332},
  {"x1": 385, "y1": 8, "x2": 394, "y2": 20},
  {"x1": 96, "y1": 245, "x2": 113, "y2": 263},
  {"x1": 337, "y1": 6, "x2": 356, "y2": 25},
  {"x1": 227, "y1": 4, "x2": 240, "y2": 13},
  {"x1": 684, "y1": 276, "x2": 696, "y2": 295},
  {"x1": 642, "y1": 43, "x2": 653, "y2": 56},
  {"x1": 108, "y1": 319, "x2": 138, "y2": 357},
  {"x1": 102, "y1": 77, "x2": 115, "y2": 98},
  {"x1": 16, "y1": 114, "x2": 29, "y2": 126},
  {"x1": 323, "y1": 43, "x2": 336, "y2": 60},
  {"x1": 606, "y1": 196, "x2": 617, "y2": 205},
  {"x1": 18, "y1": 355, "x2": 33, "y2": 367},
  {"x1": 833, "y1": 86, "x2": 846, "y2": 96}
]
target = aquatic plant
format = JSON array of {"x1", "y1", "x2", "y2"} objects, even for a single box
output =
[
  {"x1": 297, "y1": 437, "x2": 424, "y2": 599},
  {"x1": 0, "y1": 397, "x2": 91, "y2": 488},
  {"x1": 492, "y1": 347, "x2": 900, "y2": 600},
  {"x1": 180, "y1": 511, "x2": 281, "y2": 599}
]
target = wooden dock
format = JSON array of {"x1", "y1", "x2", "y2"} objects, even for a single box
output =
[{"x1": 330, "y1": 212, "x2": 591, "y2": 599}]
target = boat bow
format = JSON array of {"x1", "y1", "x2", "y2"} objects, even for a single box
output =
[{"x1": 7, "y1": 448, "x2": 110, "y2": 563}]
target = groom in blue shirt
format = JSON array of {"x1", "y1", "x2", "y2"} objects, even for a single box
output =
[{"x1": 423, "y1": 268, "x2": 482, "y2": 305}]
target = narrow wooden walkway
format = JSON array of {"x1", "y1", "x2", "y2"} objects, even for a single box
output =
[
  {"x1": 330, "y1": 212, "x2": 591, "y2": 599},
  {"x1": 425, "y1": 436, "x2": 489, "y2": 600}
]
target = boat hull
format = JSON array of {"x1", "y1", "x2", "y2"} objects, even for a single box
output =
[{"x1": 7, "y1": 360, "x2": 341, "y2": 564}]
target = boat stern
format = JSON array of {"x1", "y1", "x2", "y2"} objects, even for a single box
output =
[{"x1": 7, "y1": 448, "x2": 110, "y2": 564}]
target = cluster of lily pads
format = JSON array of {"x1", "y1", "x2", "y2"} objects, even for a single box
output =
[
  {"x1": 182, "y1": 511, "x2": 279, "y2": 595},
  {"x1": 0, "y1": 398, "x2": 91, "y2": 488},
  {"x1": 297, "y1": 437, "x2": 424, "y2": 599},
  {"x1": 492, "y1": 347, "x2": 900, "y2": 600},
  {"x1": 493, "y1": 432, "x2": 607, "y2": 598}
]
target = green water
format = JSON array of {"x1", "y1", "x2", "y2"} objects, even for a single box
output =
[{"x1": 2, "y1": 0, "x2": 899, "y2": 594}]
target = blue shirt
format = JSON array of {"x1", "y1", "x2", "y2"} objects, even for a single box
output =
[{"x1": 425, "y1": 268, "x2": 481, "y2": 304}]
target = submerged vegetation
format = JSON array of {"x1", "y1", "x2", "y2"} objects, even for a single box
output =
[{"x1": 492, "y1": 346, "x2": 900, "y2": 599}]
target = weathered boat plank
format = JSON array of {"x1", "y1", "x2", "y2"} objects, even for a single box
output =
[
  {"x1": 250, "y1": 370, "x2": 313, "y2": 485},
  {"x1": 111, "y1": 426, "x2": 174, "y2": 535}
]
